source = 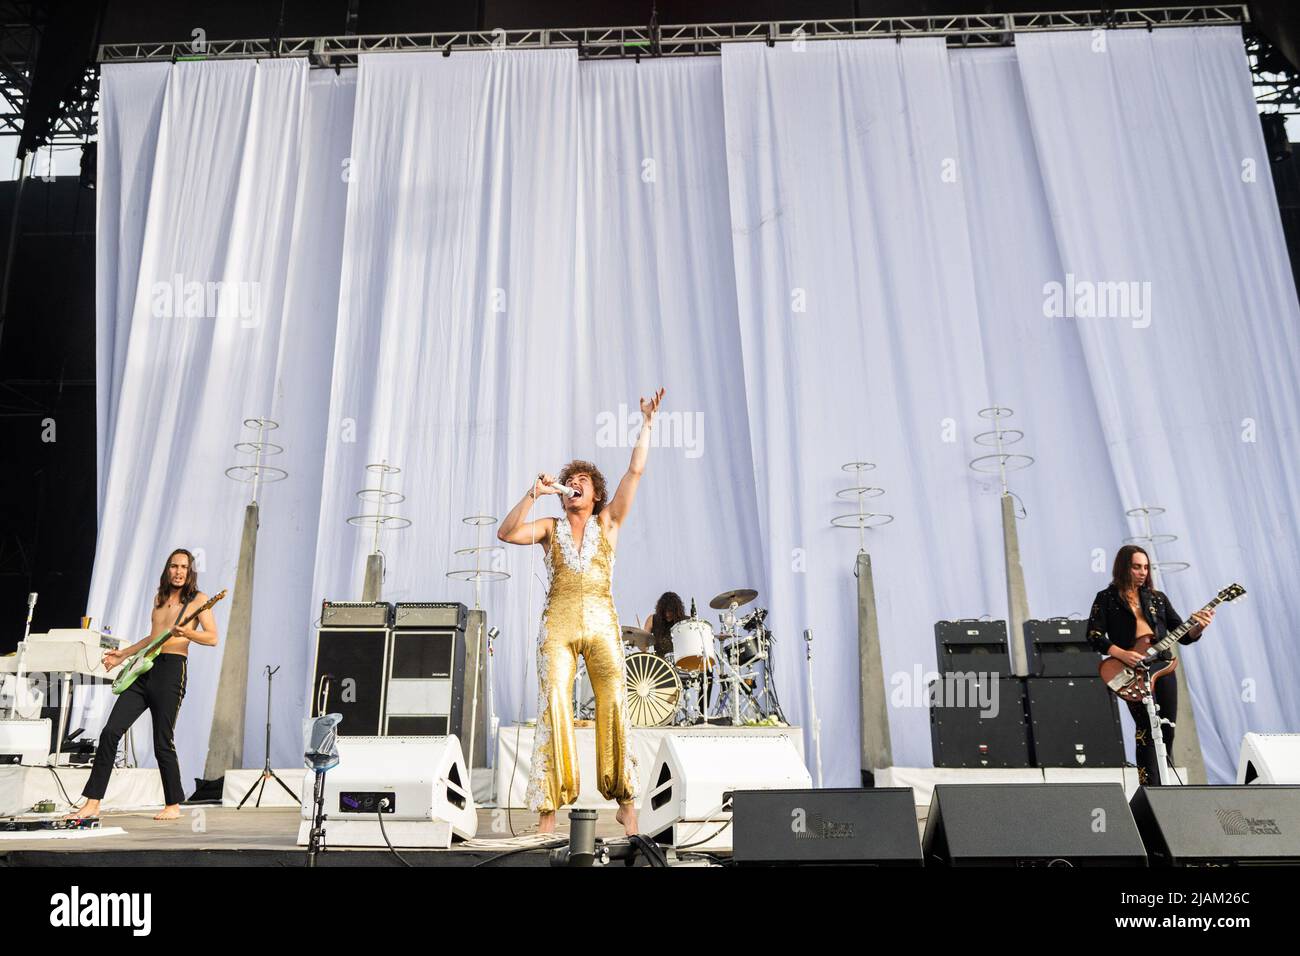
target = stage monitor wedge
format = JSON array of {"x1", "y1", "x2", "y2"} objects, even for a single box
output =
[
  {"x1": 923, "y1": 783, "x2": 1147, "y2": 866},
  {"x1": 639, "y1": 733, "x2": 811, "y2": 852},
  {"x1": 1130, "y1": 785, "x2": 1300, "y2": 865},
  {"x1": 296, "y1": 734, "x2": 476, "y2": 848},
  {"x1": 732, "y1": 788, "x2": 922, "y2": 866},
  {"x1": 1237, "y1": 733, "x2": 1300, "y2": 784}
]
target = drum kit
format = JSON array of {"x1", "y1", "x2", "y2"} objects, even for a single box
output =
[{"x1": 575, "y1": 587, "x2": 787, "y2": 728}]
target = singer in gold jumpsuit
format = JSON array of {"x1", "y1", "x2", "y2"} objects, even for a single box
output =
[{"x1": 497, "y1": 388, "x2": 665, "y2": 836}]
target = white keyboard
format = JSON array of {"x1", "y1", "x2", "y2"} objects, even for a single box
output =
[{"x1": 0, "y1": 629, "x2": 125, "y2": 678}]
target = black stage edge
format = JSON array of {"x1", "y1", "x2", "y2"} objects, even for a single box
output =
[{"x1": 1, "y1": 864, "x2": 1291, "y2": 941}]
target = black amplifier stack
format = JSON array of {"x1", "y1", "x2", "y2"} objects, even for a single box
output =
[
  {"x1": 929, "y1": 618, "x2": 1124, "y2": 769},
  {"x1": 311, "y1": 600, "x2": 468, "y2": 738}
]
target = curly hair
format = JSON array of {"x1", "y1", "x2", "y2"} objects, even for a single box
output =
[{"x1": 557, "y1": 459, "x2": 608, "y2": 514}]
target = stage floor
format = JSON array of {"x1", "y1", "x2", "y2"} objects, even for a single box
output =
[{"x1": 0, "y1": 806, "x2": 638, "y2": 867}]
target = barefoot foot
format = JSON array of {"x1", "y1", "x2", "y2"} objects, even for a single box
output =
[
  {"x1": 616, "y1": 802, "x2": 638, "y2": 836},
  {"x1": 64, "y1": 799, "x2": 99, "y2": 821},
  {"x1": 537, "y1": 811, "x2": 556, "y2": 834},
  {"x1": 153, "y1": 804, "x2": 181, "y2": 821}
]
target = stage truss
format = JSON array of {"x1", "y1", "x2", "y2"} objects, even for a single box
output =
[{"x1": 98, "y1": 6, "x2": 1249, "y2": 66}]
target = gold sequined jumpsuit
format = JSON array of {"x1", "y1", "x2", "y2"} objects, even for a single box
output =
[{"x1": 527, "y1": 515, "x2": 639, "y2": 813}]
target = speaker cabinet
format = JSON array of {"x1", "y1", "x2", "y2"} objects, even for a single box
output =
[
  {"x1": 732, "y1": 788, "x2": 923, "y2": 866},
  {"x1": 1024, "y1": 619, "x2": 1095, "y2": 677},
  {"x1": 311, "y1": 627, "x2": 389, "y2": 737},
  {"x1": 923, "y1": 783, "x2": 1147, "y2": 866},
  {"x1": 929, "y1": 675, "x2": 1031, "y2": 768},
  {"x1": 934, "y1": 620, "x2": 1010, "y2": 675},
  {"x1": 1026, "y1": 677, "x2": 1125, "y2": 768},
  {"x1": 383, "y1": 628, "x2": 465, "y2": 737}
]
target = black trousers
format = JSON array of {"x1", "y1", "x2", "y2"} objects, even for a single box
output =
[
  {"x1": 84, "y1": 653, "x2": 188, "y2": 806},
  {"x1": 1125, "y1": 671, "x2": 1178, "y2": 786}
]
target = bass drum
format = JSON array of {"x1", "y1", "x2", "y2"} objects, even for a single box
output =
[{"x1": 624, "y1": 652, "x2": 682, "y2": 727}]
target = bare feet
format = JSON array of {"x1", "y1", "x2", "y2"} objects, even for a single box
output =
[
  {"x1": 616, "y1": 802, "x2": 638, "y2": 836},
  {"x1": 537, "y1": 811, "x2": 556, "y2": 834},
  {"x1": 63, "y1": 799, "x2": 100, "y2": 820},
  {"x1": 153, "y1": 804, "x2": 181, "y2": 821}
]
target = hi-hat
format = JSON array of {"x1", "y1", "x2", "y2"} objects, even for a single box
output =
[{"x1": 709, "y1": 588, "x2": 758, "y2": 610}]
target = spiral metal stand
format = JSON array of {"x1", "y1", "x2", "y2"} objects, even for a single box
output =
[
  {"x1": 969, "y1": 407, "x2": 1034, "y2": 676},
  {"x1": 446, "y1": 515, "x2": 510, "y2": 783},
  {"x1": 831, "y1": 460, "x2": 895, "y2": 782},
  {"x1": 199, "y1": 418, "x2": 288, "y2": 789},
  {"x1": 347, "y1": 462, "x2": 411, "y2": 601},
  {"x1": 224, "y1": 417, "x2": 288, "y2": 504},
  {"x1": 446, "y1": 515, "x2": 510, "y2": 610},
  {"x1": 1124, "y1": 505, "x2": 1191, "y2": 582},
  {"x1": 830, "y1": 461, "x2": 894, "y2": 555},
  {"x1": 969, "y1": 405, "x2": 1033, "y2": 512}
]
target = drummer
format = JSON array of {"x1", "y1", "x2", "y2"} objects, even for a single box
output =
[{"x1": 643, "y1": 591, "x2": 686, "y2": 657}]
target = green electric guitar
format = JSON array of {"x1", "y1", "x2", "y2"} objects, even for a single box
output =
[{"x1": 111, "y1": 589, "x2": 226, "y2": 694}]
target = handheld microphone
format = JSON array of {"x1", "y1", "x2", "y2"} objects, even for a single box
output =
[{"x1": 548, "y1": 483, "x2": 577, "y2": 499}]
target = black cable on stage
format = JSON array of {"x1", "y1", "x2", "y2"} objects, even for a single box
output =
[
  {"x1": 41, "y1": 765, "x2": 79, "y2": 808},
  {"x1": 472, "y1": 837, "x2": 569, "y2": 867},
  {"x1": 375, "y1": 807, "x2": 413, "y2": 867}
]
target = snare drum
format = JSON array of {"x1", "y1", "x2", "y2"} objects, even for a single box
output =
[{"x1": 670, "y1": 619, "x2": 717, "y2": 672}]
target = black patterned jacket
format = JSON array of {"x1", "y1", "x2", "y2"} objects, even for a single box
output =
[{"x1": 1086, "y1": 584, "x2": 1202, "y2": 660}]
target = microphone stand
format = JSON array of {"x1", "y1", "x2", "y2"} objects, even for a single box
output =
[
  {"x1": 7, "y1": 592, "x2": 36, "y2": 718},
  {"x1": 804, "y1": 628, "x2": 823, "y2": 788},
  {"x1": 237, "y1": 665, "x2": 298, "y2": 808}
]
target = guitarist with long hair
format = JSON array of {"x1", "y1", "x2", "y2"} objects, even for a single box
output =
[
  {"x1": 67, "y1": 549, "x2": 220, "y2": 821},
  {"x1": 1087, "y1": 544, "x2": 1213, "y2": 785}
]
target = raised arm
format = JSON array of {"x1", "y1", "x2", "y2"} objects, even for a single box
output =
[
  {"x1": 606, "y1": 388, "x2": 664, "y2": 527},
  {"x1": 498, "y1": 475, "x2": 559, "y2": 546}
]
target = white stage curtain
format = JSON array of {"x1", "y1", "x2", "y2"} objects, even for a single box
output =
[
  {"x1": 1014, "y1": 27, "x2": 1300, "y2": 782},
  {"x1": 91, "y1": 28, "x2": 1300, "y2": 785},
  {"x1": 86, "y1": 59, "x2": 350, "y2": 776}
]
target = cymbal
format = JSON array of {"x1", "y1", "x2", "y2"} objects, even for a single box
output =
[
  {"x1": 709, "y1": 588, "x2": 758, "y2": 610},
  {"x1": 622, "y1": 626, "x2": 652, "y2": 640}
]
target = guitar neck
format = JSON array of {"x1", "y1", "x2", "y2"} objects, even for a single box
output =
[{"x1": 1153, "y1": 596, "x2": 1221, "y2": 652}]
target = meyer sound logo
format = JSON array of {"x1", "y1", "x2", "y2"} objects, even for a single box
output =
[
  {"x1": 791, "y1": 807, "x2": 856, "y2": 841},
  {"x1": 1215, "y1": 808, "x2": 1282, "y2": 837},
  {"x1": 49, "y1": 886, "x2": 152, "y2": 936}
]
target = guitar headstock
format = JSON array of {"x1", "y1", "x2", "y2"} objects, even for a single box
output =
[
  {"x1": 203, "y1": 589, "x2": 228, "y2": 610},
  {"x1": 1217, "y1": 583, "x2": 1246, "y2": 603}
]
